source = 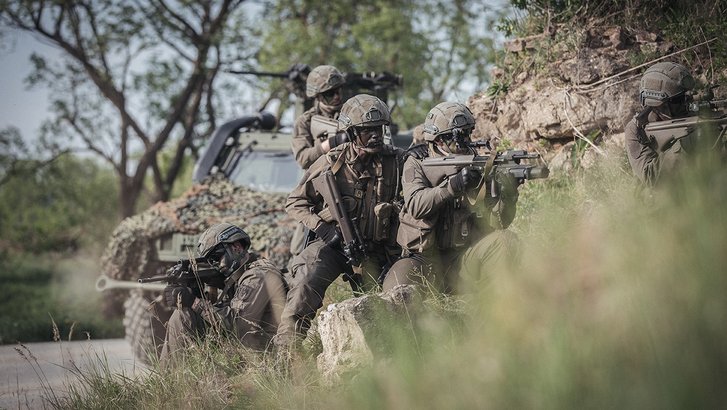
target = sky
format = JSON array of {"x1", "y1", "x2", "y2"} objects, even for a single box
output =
[{"x1": 0, "y1": 30, "x2": 58, "y2": 142}]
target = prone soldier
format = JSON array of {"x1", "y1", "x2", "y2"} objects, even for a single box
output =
[
  {"x1": 275, "y1": 94, "x2": 404, "y2": 345},
  {"x1": 160, "y1": 223, "x2": 287, "y2": 366}
]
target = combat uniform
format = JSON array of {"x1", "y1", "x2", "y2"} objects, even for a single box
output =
[
  {"x1": 291, "y1": 107, "x2": 339, "y2": 170},
  {"x1": 625, "y1": 61, "x2": 696, "y2": 185},
  {"x1": 160, "y1": 256, "x2": 287, "y2": 363},
  {"x1": 277, "y1": 142, "x2": 403, "y2": 339},
  {"x1": 383, "y1": 154, "x2": 520, "y2": 293},
  {"x1": 625, "y1": 109, "x2": 685, "y2": 186}
]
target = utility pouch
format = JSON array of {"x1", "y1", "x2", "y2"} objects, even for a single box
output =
[
  {"x1": 397, "y1": 209, "x2": 435, "y2": 253},
  {"x1": 373, "y1": 202, "x2": 397, "y2": 243},
  {"x1": 437, "y1": 207, "x2": 472, "y2": 249}
]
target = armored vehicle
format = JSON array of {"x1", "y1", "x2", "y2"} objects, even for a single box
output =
[{"x1": 97, "y1": 64, "x2": 411, "y2": 363}]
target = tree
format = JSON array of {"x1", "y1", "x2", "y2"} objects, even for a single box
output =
[
  {"x1": 0, "y1": 152, "x2": 118, "y2": 253},
  {"x1": 0, "y1": 1, "x2": 257, "y2": 218},
  {"x1": 255, "y1": 0, "x2": 505, "y2": 128}
]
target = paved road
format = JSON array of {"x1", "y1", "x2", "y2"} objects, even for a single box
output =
[{"x1": 0, "y1": 339, "x2": 145, "y2": 409}]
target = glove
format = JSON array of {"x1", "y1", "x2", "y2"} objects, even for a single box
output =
[
  {"x1": 314, "y1": 222, "x2": 340, "y2": 245},
  {"x1": 448, "y1": 166, "x2": 482, "y2": 195},
  {"x1": 405, "y1": 143, "x2": 429, "y2": 160},
  {"x1": 327, "y1": 131, "x2": 348, "y2": 149},
  {"x1": 163, "y1": 285, "x2": 196, "y2": 309},
  {"x1": 485, "y1": 170, "x2": 520, "y2": 229}
]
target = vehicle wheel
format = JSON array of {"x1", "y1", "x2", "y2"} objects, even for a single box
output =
[{"x1": 123, "y1": 290, "x2": 172, "y2": 365}]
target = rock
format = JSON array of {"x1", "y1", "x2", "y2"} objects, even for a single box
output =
[{"x1": 316, "y1": 285, "x2": 421, "y2": 383}]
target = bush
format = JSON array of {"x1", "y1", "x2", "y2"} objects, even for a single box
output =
[{"x1": 0, "y1": 255, "x2": 123, "y2": 344}]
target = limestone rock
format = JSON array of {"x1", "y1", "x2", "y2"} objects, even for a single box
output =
[{"x1": 316, "y1": 285, "x2": 420, "y2": 383}]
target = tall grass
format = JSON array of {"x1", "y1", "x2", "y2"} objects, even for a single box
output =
[{"x1": 55, "y1": 151, "x2": 727, "y2": 409}]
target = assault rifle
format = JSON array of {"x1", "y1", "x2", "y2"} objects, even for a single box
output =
[
  {"x1": 312, "y1": 170, "x2": 366, "y2": 268},
  {"x1": 643, "y1": 99, "x2": 727, "y2": 152},
  {"x1": 138, "y1": 257, "x2": 224, "y2": 297},
  {"x1": 311, "y1": 114, "x2": 344, "y2": 140},
  {"x1": 421, "y1": 150, "x2": 549, "y2": 198}
]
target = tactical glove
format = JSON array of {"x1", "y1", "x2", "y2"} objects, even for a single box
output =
[
  {"x1": 327, "y1": 132, "x2": 348, "y2": 149},
  {"x1": 314, "y1": 221, "x2": 340, "y2": 245},
  {"x1": 449, "y1": 166, "x2": 482, "y2": 195},
  {"x1": 485, "y1": 170, "x2": 520, "y2": 229},
  {"x1": 163, "y1": 285, "x2": 196, "y2": 309}
]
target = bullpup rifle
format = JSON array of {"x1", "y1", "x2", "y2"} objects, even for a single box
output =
[
  {"x1": 421, "y1": 149, "x2": 549, "y2": 186},
  {"x1": 643, "y1": 99, "x2": 727, "y2": 153},
  {"x1": 138, "y1": 257, "x2": 224, "y2": 298}
]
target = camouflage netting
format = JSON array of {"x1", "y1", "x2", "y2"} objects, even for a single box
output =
[{"x1": 101, "y1": 176, "x2": 294, "y2": 282}]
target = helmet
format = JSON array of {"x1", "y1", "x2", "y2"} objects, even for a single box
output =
[
  {"x1": 306, "y1": 65, "x2": 345, "y2": 98},
  {"x1": 640, "y1": 62, "x2": 695, "y2": 107},
  {"x1": 197, "y1": 222, "x2": 251, "y2": 259},
  {"x1": 337, "y1": 94, "x2": 391, "y2": 131},
  {"x1": 422, "y1": 102, "x2": 475, "y2": 142}
]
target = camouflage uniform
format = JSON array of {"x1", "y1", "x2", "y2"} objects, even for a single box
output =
[
  {"x1": 160, "y1": 224, "x2": 287, "y2": 365},
  {"x1": 290, "y1": 65, "x2": 347, "y2": 256},
  {"x1": 625, "y1": 110, "x2": 685, "y2": 186},
  {"x1": 160, "y1": 256, "x2": 287, "y2": 362},
  {"x1": 625, "y1": 61, "x2": 696, "y2": 185},
  {"x1": 276, "y1": 95, "x2": 404, "y2": 342},
  {"x1": 383, "y1": 102, "x2": 520, "y2": 293}
]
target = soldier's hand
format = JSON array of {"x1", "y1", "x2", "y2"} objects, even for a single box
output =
[
  {"x1": 449, "y1": 166, "x2": 482, "y2": 195},
  {"x1": 163, "y1": 285, "x2": 196, "y2": 309},
  {"x1": 327, "y1": 131, "x2": 348, "y2": 149},
  {"x1": 314, "y1": 221, "x2": 340, "y2": 245}
]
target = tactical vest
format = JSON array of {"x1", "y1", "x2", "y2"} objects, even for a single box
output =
[{"x1": 323, "y1": 144, "x2": 402, "y2": 249}]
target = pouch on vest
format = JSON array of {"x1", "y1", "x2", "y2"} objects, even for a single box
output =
[
  {"x1": 397, "y1": 209, "x2": 435, "y2": 253},
  {"x1": 373, "y1": 202, "x2": 398, "y2": 244},
  {"x1": 437, "y1": 206, "x2": 473, "y2": 249}
]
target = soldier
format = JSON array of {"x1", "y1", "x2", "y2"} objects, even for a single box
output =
[
  {"x1": 160, "y1": 222, "x2": 287, "y2": 365},
  {"x1": 382, "y1": 102, "x2": 520, "y2": 293},
  {"x1": 625, "y1": 61, "x2": 696, "y2": 185},
  {"x1": 274, "y1": 94, "x2": 404, "y2": 345},
  {"x1": 291, "y1": 64, "x2": 349, "y2": 169},
  {"x1": 289, "y1": 65, "x2": 349, "y2": 258}
]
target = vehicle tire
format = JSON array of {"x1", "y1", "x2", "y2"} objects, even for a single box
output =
[{"x1": 123, "y1": 290, "x2": 172, "y2": 365}]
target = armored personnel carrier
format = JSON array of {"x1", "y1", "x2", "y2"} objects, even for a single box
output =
[{"x1": 96, "y1": 64, "x2": 412, "y2": 363}]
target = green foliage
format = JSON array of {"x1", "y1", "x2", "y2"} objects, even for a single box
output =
[
  {"x1": 487, "y1": 80, "x2": 510, "y2": 97},
  {"x1": 0, "y1": 153, "x2": 118, "y2": 253},
  {"x1": 0, "y1": 255, "x2": 122, "y2": 344},
  {"x1": 257, "y1": 0, "x2": 504, "y2": 128}
]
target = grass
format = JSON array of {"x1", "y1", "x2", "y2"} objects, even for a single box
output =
[{"x1": 28, "y1": 147, "x2": 727, "y2": 409}]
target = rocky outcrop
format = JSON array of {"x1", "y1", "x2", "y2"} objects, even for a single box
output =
[{"x1": 467, "y1": 25, "x2": 696, "y2": 151}]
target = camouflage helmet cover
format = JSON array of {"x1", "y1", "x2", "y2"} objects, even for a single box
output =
[
  {"x1": 640, "y1": 62, "x2": 695, "y2": 107},
  {"x1": 422, "y1": 102, "x2": 476, "y2": 142},
  {"x1": 306, "y1": 65, "x2": 345, "y2": 98},
  {"x1": 337, "y1": 94, "x2": 391, "y2": 131},
  {"x1": 197, "y1": 222, "x2": 251, "y2": 258}
]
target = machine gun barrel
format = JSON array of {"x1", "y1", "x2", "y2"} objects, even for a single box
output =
[
  {"x1": 224, "y1": 69, "x2": 289, "y2": 78},
  {"x1": 95, "y1": 274, "x2": 166, "y2": 292}
]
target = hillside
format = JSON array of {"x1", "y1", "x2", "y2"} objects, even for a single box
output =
[{"x1": 467, "y1": 7, "x2": 726, "y2": 170}]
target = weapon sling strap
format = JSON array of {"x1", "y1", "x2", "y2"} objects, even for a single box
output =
[
  {"x1": 330, "y1": 150, "x2": 347, "y2": 175},
  {"x1": 468, "y1": 152, "x2": 496, "y2": 206}
]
